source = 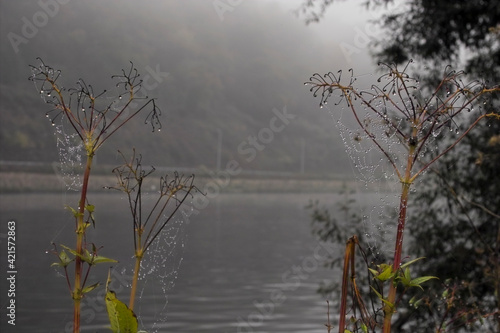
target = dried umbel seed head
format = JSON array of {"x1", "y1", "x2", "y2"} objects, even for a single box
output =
[
  {"x1": 305, "y1": 60, "x2": 500, "y2": 182},
  {"x1": 29, "y1": 59, "x2": 163, "y2": 154}
]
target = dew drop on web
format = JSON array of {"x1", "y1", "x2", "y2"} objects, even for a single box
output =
[
  {"x1": 52, "y1": 118, "x2": 84, "y2": 191},
  {"x1": 135, "y1": 218, "x2": 187, "y2": 332},
  {"x1": 323, "y1": 98, "x2": 401, "y2": 259}
]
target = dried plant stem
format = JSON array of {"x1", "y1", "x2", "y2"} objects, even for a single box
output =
[
  {"x1": 339, "y1": 236, "x2": 357, "y2": 332},
  {"x1": 129, "y1": 252, "x2": 143, "y2": 311},
  {"x1": 109, "y1": 151, "x2": 198, "y2": 312}
]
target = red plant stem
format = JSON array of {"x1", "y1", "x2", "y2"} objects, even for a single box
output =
[
  {"x1": 73, "y1": 153, "x2": 93, "y2": 333},
  {"x1": 382, "y1": 182, "x2": 410, "y2": 333},
  {"x1": 383, "y1": 139, "x2": 416, "y2": 332},
  {"x1": 393, "y1": 182, "x2": 411, "y2": 275}
]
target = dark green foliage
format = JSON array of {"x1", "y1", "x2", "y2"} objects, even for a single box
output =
[
  {"x1": 299, "y1": 1, "x2": 500, "y2": 82},
  {"x1": 375, "y1": 1, "x2": 499, "y2": 62},
  {"x1": 400, "y1": 119, "x2": 500, "y2": 332}
]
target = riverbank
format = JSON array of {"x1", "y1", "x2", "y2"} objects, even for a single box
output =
[{"x1": 0, "y1": 169, "x2": 392, "y2": 194}]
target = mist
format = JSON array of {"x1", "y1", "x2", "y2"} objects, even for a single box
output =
[{"x1": 1, "y1": 0, "x2": 388, "y2": 175}]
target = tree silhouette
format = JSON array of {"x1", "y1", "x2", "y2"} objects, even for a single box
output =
[
  {"x1": 298, "y1": 1, "x2": 500, "y2": 82},
  {"x1": 399, "y1": 119, "x2": 500, "y2": 332}
]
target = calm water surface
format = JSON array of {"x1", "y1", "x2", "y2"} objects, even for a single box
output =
[{"x1": 0, "y1": 191, "x2": 377, "y2": 333}]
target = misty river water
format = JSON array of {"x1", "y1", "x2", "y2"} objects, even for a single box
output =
[{"x1": 0, "y1": 191, "x2": 387, "y2": 332}]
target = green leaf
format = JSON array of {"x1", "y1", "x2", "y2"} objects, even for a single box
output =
[
  {"x1": 60, "y1": 244, "x2": 117, "y2": 265},
  {"x1": 85, "y1": 204, "x2": 95, "y2": 213},
  {"x1": 82, "y1": 282, "x2": 99, "y2": 294},
  {"x1": 370, "y1": 286, "x2": 385, "y2": 302},
  {"x1": 376, "y1": 264, "x2": 395, "y2": 281},
  {"x1": 409, "y1": 295, "x2": 423, "y2": 308},
  {"x1": 61, "y1": 244, "x2": 78, "y2": 257},
  {"x1": 405, "y1": 267, "x2": 411, "y2": 279},
  {"x1": 65, "y1": 205, "x2": 83, "y2": 218},
  {"x1": 105, "y1": 290, "x2": 138, "y2": 333},
  {"x1": 409, "y1": 276, "x2": 438, "y2": 290},
  {"x1": 64, "y1": 246, "x2": 93, "y2": 264},
  {"x1": 85, "y1": 204, "x2": 96, "y2": 227},
  {"x1": 92, "y1": 255, "x2": 118, "y2": 265},
  {"x1": 370, "y1": 263, "x2": 395, "y2": 281},
  {"x1": 396, "y1": 267, "x2": 412, "y2": 287},
  {"x1": 400, "y1": 257, "x2": 425, "y2": 270},
  {"x1": 51, "y1": 249, "x2": 73, "y2": 267},
  {"x1": 370, "y1": 286, "x2": 394, "y2": 310},
  {"x1": 81, "y1": 248, "x2": 94, "y2": 264}
]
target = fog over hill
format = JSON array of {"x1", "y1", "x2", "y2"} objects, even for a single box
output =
[{"x1": 0, "y1": 0, "x2": 386, "y2": 175}]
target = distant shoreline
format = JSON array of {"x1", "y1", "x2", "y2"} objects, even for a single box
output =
[{"x1": 0, "y1": 170, "x2": 393, "y2": 194}]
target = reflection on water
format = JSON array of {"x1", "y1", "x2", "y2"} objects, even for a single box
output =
[{"x1": 0, "y1": 192, "x2": 369, "y2": 333}]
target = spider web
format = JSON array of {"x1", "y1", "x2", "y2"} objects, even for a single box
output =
[
  {"x1": 31, "y1": 68, "x2": 84, "y2": 192},
  {"x1": 52, "y1": 118, "x2": 84, "y2": 191},
  {"x1": 329, "y1": 102, "x2": 399, "y2": 259},
  {"x1": 133, "y1": 216, "x2": 187, "y2": 332},
  {"x1": 320, "y1": 71, "x2": 457, "y2": 260}
]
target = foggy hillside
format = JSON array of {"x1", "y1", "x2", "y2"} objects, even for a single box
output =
[{"x1": 0, "y1": 1, "x2": 382, "y2": 175}]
